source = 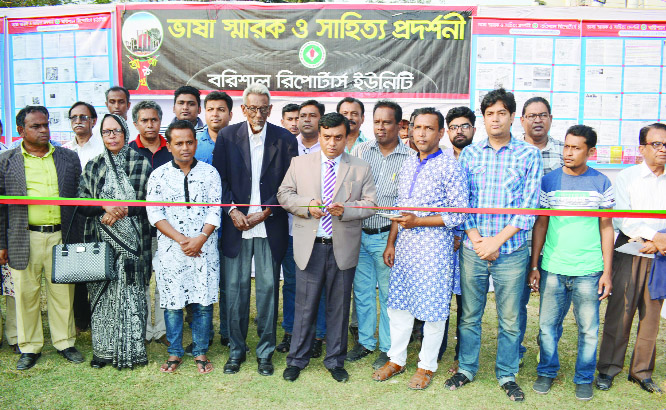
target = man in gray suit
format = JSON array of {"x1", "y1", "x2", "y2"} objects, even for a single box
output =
[
  {"x1": 0, "y1": 106, "x2": 83, "y2": 370},
  {"x1": 278, "y1": 113, "x2": 377, "y2": 383}
]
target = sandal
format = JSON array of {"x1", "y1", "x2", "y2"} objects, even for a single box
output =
[
  {"x1": 408, "y1": 368, "x2": 434, "y2": 390},
  {"x1": 159, "y1": 356, "x2": 182, "y2": 373},
  {"x1": 501, "y1": 381, "x2": 525, "y2": 402},
  {"x1": 372, "y1": 361, "x2": 405, "y2": 382},
  {"x1": 444, "y1": 372, "x2": 471, "y2": 390},
  {"x1": 195, "y1": 356, "x2": 213, "y2": 374},
  {"x1": 448, "y1": 360, "x2": 459, "y2": 374}
]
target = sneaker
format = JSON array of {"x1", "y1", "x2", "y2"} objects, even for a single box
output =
[
  {"x1": 372, "y1": 351, "x2": 389, "y2": 370},
  {"x1": 576, "y1": 383, "x2": 593, "y2": 401},
  {"x1": 345, "y1": 343, "x2": 373, "y2": 362},
  {"x1": 532, "y1": 376, "x2": 554, "y2": 394}
]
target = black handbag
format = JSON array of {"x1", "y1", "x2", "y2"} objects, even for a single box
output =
[{"x1": 51, "y1": 206, "x2": 117, "y2": 284}]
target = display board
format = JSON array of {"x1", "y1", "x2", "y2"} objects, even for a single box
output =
[
  {"x1": 470, "y1": 18, "x2": 666, "y2": 168},
  {"x1": 117, "y1": 4, "x2": 474, "y2": 98},
  {"x1": 7, "y1": 13, "x2": 113, "y2": 143}
]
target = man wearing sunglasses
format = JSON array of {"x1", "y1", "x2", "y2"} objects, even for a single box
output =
[
  {"x1": 63, "y1": 101, "x2": 103, "y2": 334},
  {"x1": 516, "y1": 97, "x2": 565, "y2": 366},
  {"x1": 212, "y1": 83, "x2": 298, "y2": 377}
]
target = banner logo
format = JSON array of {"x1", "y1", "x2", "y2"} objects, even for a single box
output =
[
  {"x1": 122, "y1": 12, "x2": 163, "y2": 58},
  {"x1": 299, "y1": 41, "x2": 326, "y2": 69}
]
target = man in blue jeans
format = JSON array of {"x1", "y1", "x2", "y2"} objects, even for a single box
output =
[
  {"x1": 528, "y1": 125, "x2": 614, "y2": 400},
  {"x1": 147, "y1": 121, "x2": 221, "y2": 374},
  {"x1": 445, "y1": 88, "x2": 542, "y2": 402},
  {"x1": 347, "y1": 100, "x2": 411, "y2": 370}
]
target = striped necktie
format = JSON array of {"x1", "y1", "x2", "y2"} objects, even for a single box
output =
[{"x1": 321, "y1": 159, "x2": 336, "y2": 236}]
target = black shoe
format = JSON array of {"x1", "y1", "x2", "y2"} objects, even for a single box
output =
[
  {"x1": 257, "y1": 358, "x2": 274, "y2": 376},
  {"x1": 595, "y1": 373, "x2": 614, "y2": 391},
  {"x1": 276, "y1": 333, "x2": 291, "y2": 353},
  {"x1": 223, "y1": 355, "x2": 246, "y2": 374},
  {"x1": 532, "y1": 376, "x2": 554, "y2": 394},
  {"x1": 628, "y1": 374, "x2": 662, "y2": 393},
  {"x1": 17, "y1": 353, "x2": 41, "y2": 370},
  {"x1": 90, "y1": 356, "x2": 107, "y2": 369},
  {"x1": 221, "y1": 336, "x2": 230, "y2": 347},
  {"x1": 283, "y1": 365, "x2": 301, "y2": 381},
  {"x1": 345, "y1": 343, "x2": 373, "y2": 362},
  {"x1": 57, "y1": 347, "x2": 84, "y2": 363},
  {"x1": 349, "y1": 325, "x2": 359, "y2": 344},
  {"x1": 9, "y1": 344, "x2": 20, "y2": 354},
  {"x1": 310, "y1": 339, "x2": 323, "y2": 358},
  {"x1": 328, "y1": 366, "x2": 349, "y2": 382},
  {"x1": 184, "y1": 339, "x2": 214, "y2": 356},
  {"x1": 576, "y1": 383, "x2": 594, "y2": 400},
  {"x1": 372, "y1": 351, "x2": 389, "y2": 370}
]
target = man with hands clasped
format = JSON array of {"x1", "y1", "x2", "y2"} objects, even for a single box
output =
[{"x1": 147, "y1": 120, "x2": 222, "y2": 374}]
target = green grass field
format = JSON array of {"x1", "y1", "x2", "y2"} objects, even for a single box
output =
[{"x1": 1, "y1": 280, "x2": 664, "y2": 409}]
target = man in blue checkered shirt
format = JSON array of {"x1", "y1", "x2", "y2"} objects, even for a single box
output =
[{"x1": 444, "y1": 88, "x2": 543, "y2": 402}]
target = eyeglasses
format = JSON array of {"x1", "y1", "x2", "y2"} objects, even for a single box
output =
[
  {"x1": 642, "y1": 141, "x2": 665, "y2": 150},
  {"x1": 244, "y1": 105, "x2": 270, "y2": 115},
  {"x1": 101, "y1": 129, "x2": 124, "y2": 137},
  {"x1": 524, "y1": 113, "x2": 550, "y2": 121},
  {"x1": 69, "y1": 115, "x2": 91, "y2": 122},
  {"x1": 449, "y1": 124, "x2": 473, "y2": 131}
]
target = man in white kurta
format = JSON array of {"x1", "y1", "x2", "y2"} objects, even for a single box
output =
[{"x1": 146, "y1": 120, "x2": 221, "y2": 373}]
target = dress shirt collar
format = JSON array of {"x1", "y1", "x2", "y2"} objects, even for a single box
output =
[
  {"x1": 21, "y1": 141, "x2": 55, "y2": 158},
  {"x1": 321, "y1": 151, "x2": 342, "y2": 166},
  {"x1": 297, "y1": 135, "x2": 320, "y2": 154},
  {"x1": 371, "y1": 139, "x2": 411, "y2": 156},
  {"x1": 246, "y1": 122, "x2": 267, "y2": 145},
  {"x1": 639, "y1": 160, "x2": 666, "y2": 178},
  {"x1": 482, "y1": 134, "x2": 516, "y2": 151}
]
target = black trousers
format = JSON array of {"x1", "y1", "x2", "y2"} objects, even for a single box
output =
[{"x1": 287, "y1": 243, "x2": 355, "y2": 370}]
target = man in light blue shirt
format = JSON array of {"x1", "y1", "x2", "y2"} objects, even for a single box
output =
[{"x1": 195, "y1": 91, "x2": 233, "y2": 165}]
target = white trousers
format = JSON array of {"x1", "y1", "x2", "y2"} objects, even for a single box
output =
[{"x1": 387, "y1": 308, "x2": 446, "y2": 372}]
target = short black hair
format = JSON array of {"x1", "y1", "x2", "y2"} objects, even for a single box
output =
[
  {"x1": 174, "y1": 85, "x2": 201, "y2": 107},
  {"x1": 373, "y1": 100, "x2": 402, "y2": 124},
  {"x1": 445, "y1": 106, "x2": 476, "y2": 128},
  {"x1": 105, "y1": 86, "x2": 130, "y2": 102},
  {"x1": 282, "y1": 103, "x2": 299, "y2": 117},
  {"x1": 165, "y1": 119, "x2": 196, "y2": 143},
  {"x1": 299, "y1": 100, "x2": 325, "y2": 116},
  {"x1": 319, "y1": 112, "x2": 350, "y2": 136},
  {"x1": 522, "y1": 96, "x2": 551, "y2": 116},
  {"x1": 566, "y1": 124, "x2": 597, "y2": 148},
  {"x1": 204, "y1": 91, "x2": 233, "y2": 111},
  {"x1": 16, "y1": 106, "x2": 49, "y2": 128},
  {"x1": 336, "y1": 97, "x2": 365, "y2": 116},
  {"x1": 639, "y1": 122, "x2": 666, "y2": 145},
  {"x1": 68, "y1": 101, "x2": 98, "y2": 119},
  {"x1": 412, "y1": 107, "x2": 445, "y2": 130},
  {"x1": 480, "y1": 88, "x2": 516, "y2": 115}
]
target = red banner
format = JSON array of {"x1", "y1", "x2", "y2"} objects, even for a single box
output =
[{"x1": 7, "y1": 13, "x2": 112, "y2": 34}]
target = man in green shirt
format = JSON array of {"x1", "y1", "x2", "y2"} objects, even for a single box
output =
[
  {"x1": 528, "y1": 125, "x2": 614, "y2": 400},
  {"x1": 0, "y1": 106, "x2": 82, "y2": 370}
]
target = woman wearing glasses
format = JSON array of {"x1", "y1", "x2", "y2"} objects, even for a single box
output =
[{"x1": 77, "y1": 113, "x2": 153, "y2": 369}]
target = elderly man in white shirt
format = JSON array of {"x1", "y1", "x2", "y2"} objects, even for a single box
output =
[{"x1": 596, "y1": 122, "x2": 666, "y2": 394}]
